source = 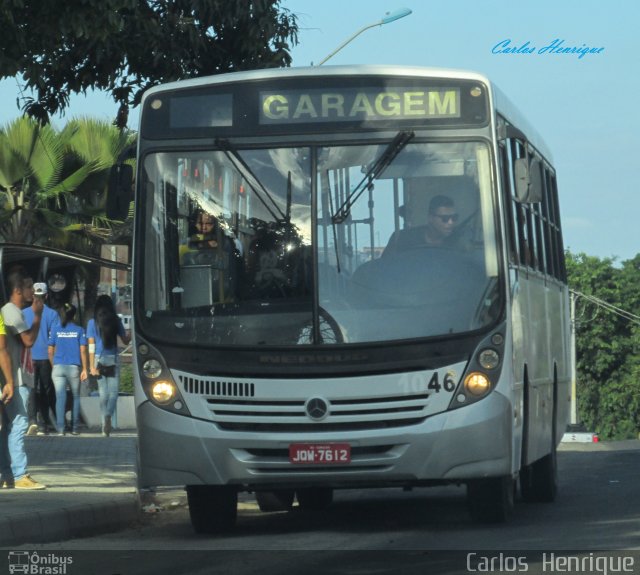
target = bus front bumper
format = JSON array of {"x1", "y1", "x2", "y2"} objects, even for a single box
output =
[{"x1": 137, "y1": 391, "x2": 513, "y2": 489}]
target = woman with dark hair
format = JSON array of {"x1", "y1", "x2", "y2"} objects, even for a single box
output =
[
  {"x1": 87, "y1": 295, "x2": 130, "y2": 436},
  {"x1": 47, "y1": 303, "x2": 88, "y2": 435}
]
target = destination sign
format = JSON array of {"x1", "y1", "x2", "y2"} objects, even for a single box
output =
[
  {"x1": 142, "y1": 77, "x2": 487, "y2": 139},
  {"x1": 259, "y1": 88, "x2": 461, "y2": 125}
]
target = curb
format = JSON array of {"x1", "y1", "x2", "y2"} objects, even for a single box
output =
[{"x1": 0, "y1": 492, "x2": 140, "y2": 548}]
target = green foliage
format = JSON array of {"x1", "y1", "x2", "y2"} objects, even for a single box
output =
[
  {"x1": 0, "y1": 0, "x2": 298, "y2": 125},
  {"x1": 119, "y1": 362, "x2": 134, "y2": 395},
  {"x1": 567, "y1": 252, "x2": 640, "y2": 440},
  {"x1": 0, "y1": 116, "x2": 135, "y2": 250}
]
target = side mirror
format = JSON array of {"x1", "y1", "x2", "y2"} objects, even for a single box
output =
[
  {"x1": 514, "y1": 157, "x2": 543, "y2": 203},
  {"x1": 107, "y1": 163, "x2": 134, "y2": 220}
]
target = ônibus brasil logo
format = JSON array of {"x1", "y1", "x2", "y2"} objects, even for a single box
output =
[{"x1": 8, "y1": 552, "x2": 73, "y2": 575}]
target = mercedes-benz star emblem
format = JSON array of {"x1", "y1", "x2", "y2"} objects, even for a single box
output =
[{"x1": 305, "y1": 397, "x2": 329, "y2": 421}]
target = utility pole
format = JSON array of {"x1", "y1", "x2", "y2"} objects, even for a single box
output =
[{"x1": 570, "y1": 291, "x2": 577, "y2": 425}]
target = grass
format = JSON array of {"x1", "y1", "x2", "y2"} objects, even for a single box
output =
[{"x1": 119, "y1": 362, "x2": 134, "y2": 395}]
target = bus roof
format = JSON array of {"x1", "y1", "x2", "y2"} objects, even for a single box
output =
[{"x1": 142, "y1": 64, "x2": 553, "y2": 163}]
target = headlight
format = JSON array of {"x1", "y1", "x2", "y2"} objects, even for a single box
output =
[
  {"x1": 464, "y1": 372, "x2": 492, "y2": 396},
  {"x1": 151, "y1": 381, "x2": 175, "y2": 404},
  {"x1": 142, "y1": 359, "x2": 163, "y2": 379},
  {"x1": 478, "y1": 348, "x2": 500, "y2": 370}
]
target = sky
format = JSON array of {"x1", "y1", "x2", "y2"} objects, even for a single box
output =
[{"x1": 0, "y1": 0, "x2": 637, "y2": 262}]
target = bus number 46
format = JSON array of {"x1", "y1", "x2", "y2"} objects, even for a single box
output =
[{"x1": 428, "y1": 372, "x2": 456, "y2": 393}]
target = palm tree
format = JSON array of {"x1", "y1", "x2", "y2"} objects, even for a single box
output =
[
  {"x1": 0, "y1": 116, "x2": 135, "y2": 249},
  {"x1": 0, "y1": 116, "x2": 136, "y2": 315},
  {"x1": 58, "y1": 117, "x2": 136, "y2": 252},
  {"x1": 58, "y1": 118, "x2": 136, "y2": 314},
  {"x1": 0, "y1": 117, "x2": 69, "y2": 244}
]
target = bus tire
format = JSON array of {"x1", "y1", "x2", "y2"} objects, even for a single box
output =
[
  {"x1": 467, "y1": 476, "x2": 515, "y2": 523},
  {"x1": 186, "y1": 485, "x2": 238, "y2": 534},
  {"x1": 255, "y1": 490, "x2": 295, "y2": 512},
  {"x1": 296, "y1": 487, "x2": 334, "y2": 511}
]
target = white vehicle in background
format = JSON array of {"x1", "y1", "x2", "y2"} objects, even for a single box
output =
[{"x1": 562, "y1": 424, "x2": 599, "y2": 443}]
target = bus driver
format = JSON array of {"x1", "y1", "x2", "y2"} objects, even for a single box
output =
[{"x1": 383, "y1": 195, "x2": 460, "y2": 255}]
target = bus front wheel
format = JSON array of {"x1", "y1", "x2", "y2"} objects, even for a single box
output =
[
  {"x1": 466, "y1": 476, "x2": 515, "y2": 523},
  {"x1": 186, "y1": 485, "x2": 238, "y2": 533}
]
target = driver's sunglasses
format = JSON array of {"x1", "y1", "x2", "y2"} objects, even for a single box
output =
[{"x1": 434, "y1": 213, "x2": 459, "y2": 223}]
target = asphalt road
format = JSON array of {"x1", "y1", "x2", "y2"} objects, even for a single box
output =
[{"x1": 12, "y1": 441, "x2": 640, "y2": 575}]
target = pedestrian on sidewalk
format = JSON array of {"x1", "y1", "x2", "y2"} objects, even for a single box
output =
[
  {"x1": 87, "y1": 295, "x2": 130, "y2": 437},
  {"x1": 0, "y1": 266, "x2": 46, "y2": 490},
  {"x1": 23, "y1": 283, "x2": 59, "y2": 436},
  {"x1": 48, "y1": 303, "x2": 88, "y2": 436},
  {"x1": 0, "y1": 315, "x2": 13, "y2": 444}
]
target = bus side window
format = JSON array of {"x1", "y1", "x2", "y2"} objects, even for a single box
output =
[
  {"x1": 499, "y1": 140, "x2": 520, "y2": 265},
  {"x1": 501, "y1": 124, "x2": 565, "y2": 279},
  {"x1": 502, "y1": 135, "x2": 542, "y2": 269}
]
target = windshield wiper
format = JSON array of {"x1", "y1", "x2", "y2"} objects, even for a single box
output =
[
  {"x1": 216, "y1": 138, "x2": 287, "y2": 222},
  {"x1": 331, "y1": 130, "x2": 414, "y2": 224}
]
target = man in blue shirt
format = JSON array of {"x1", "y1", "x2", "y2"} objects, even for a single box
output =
[{"x1": 23, "y1": 283, "x2": 60, "y2": 435}]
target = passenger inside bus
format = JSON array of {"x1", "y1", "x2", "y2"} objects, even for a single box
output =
[
  {"x1": 180, "y1": 210, "x2": 233, "y2": 265},
  {"x1": 383, "y1": 195, "x2": 460, "y2": 255},
  {"x1": 179, "y1": 209, "x2": 241, "y2": 305}
]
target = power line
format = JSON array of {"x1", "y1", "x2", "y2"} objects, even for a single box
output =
[{"x1": 570, "y1": 289, "x2": 640, "y2": 326}]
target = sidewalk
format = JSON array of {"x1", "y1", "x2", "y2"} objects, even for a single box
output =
[{"x1": 0, "y1": 432, "x2": 139, "y2": 547}]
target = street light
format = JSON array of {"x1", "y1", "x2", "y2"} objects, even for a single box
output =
[{"x1": 316, "y1": 8, "x2": 412, "y2": 66}]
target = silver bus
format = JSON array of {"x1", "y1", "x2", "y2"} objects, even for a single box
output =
[{"x1": 113, "y1": 65, "x2": 571, "y2": 531}]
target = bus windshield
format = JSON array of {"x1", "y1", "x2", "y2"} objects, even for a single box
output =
[{"x1": 138, "y1": 138, "x2": 501, "y2": 346}]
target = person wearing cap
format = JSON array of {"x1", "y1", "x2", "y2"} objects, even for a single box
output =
[
  {"x1": 23, "y1": 282, "x2": 60, "y2": 435},
  {"x1": 0, "y1": 266, "x2": 46, "y2": 490}
]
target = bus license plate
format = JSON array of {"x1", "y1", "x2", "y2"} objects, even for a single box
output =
[{"x1": 289, "y1": 443, "x2": 351, "y2": 464}]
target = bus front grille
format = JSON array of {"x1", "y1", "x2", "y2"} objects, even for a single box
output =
[
  {"x1": 179, "y1": 375, "x2": 255, "y2": 398},
  {"x1": 215, "y1": 418, "x2": 425, "y2": 432},
  {"x1": 175, "y1": 370, "x2": 434, "y2": 433},
  {"x1": 203, "y1": 393, "x2": 430, "y2": 432}
]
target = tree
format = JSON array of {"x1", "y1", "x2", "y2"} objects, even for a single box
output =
[
  {"x1": 58, "y1": 118, "x2": 137, "y2": 314},
  {"x1": 59, "y1": 117, "x2": 136, "y2": 244},
  {"x1": 0, "y1": 116, "x2": 134, "y2": 249},
  {"x1": 567, "y1": 252, "x2": 640, "y2": 439},
  {"x1": 0, "y1": 117, "x2": 84, "y2": 244},
  {"x1": 0, "y1": 116, "x2": 136, "y2": 317},
  {"x1": 0, "y1": 0, "x2": 299, "y2": 126}
]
